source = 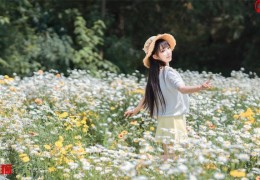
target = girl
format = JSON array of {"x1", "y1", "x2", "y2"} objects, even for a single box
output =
[{"x1": 124, "y1": 33, "x2": 211, "y2": 160}]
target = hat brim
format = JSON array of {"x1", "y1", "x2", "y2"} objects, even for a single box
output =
[{"x1": 143, "y1": 34, "x2": 176, "y2": 68}]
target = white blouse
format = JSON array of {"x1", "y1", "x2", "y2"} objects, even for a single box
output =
[{"x1": 153, "y1": 66, "x2": 190, "y2": 117}]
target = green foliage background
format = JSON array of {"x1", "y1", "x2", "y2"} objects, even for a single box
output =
[{"x1": 0, "y1": 0, "x2": 259, "y2": 76}]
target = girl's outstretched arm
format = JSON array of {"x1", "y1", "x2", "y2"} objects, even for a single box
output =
[
  {"x1": 178, "y1": 80, "x2": 211, "y2": 94},
  {"x1": 124, "y1": 96, "x2": 144, "y2": 118}
]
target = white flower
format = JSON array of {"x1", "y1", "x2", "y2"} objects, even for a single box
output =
[
  {"x1": 198, "y1": 155, "x2": 206, "y2": 163},
  {"x1": 95, "y1": 167, "x2": 102, "y2": 171},
  {"x1": 0, "y1": 158, "x2": 5, "y2": 164},
  {"x1": 216, "y1": 136, "x2": 224, "y2": 143},
  {"x1": 73, "y1": 173, "x2": 85, "y2": 179},
  {"x1": 68, "y1": 162, "x2": 79, "y2": 170},
  {"x1": 120, "y1": 161, "x2": 136, "y2": 177},
  {"x1": 252, "y1": 168, "x2": 260, "y2": 174},
  {"x1": 214, "y1": 172, "x2": 225, "y2": 179},
  {"x1": 63, "y1": 168, "x2": 70, "y2": 173},
  {"x1": 218, "y1": 156, "x2": 228, "y2": 163},
  {"x1": 222, "y1": 141, "x2": 231, "y2": 148},
  {"x1": 104, "y1": 168, "x2": 112, "y2": 174},
  {"x1": 132, "y1": 175, "x2": 148, "y2": 180},
  {"x1": 237, "y1": 153, "x2": 250, "y2": 161},
  {"x1": 178, "y1": 164, "x2": 188, "y2": 173},
  {"x1": 160, "y1": 163, "x2": 171, "y2": 171},
  {"x1": 80, "y1": 159, "x2": 91, "y2": 170},
  {"x1": 21, "y1": 177, "x2": 32, "y2": 180}
]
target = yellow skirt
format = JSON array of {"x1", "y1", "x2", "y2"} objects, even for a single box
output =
[{"x1": 155, "y1": 115, "x2": 188, "y2": 143}]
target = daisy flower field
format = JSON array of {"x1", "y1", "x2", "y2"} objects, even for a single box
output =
[{"x1": 0, "y1": 68, "x2": 259, "y2": 180}]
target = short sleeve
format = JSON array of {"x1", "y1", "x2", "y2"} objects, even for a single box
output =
[{"x1": 166, "y1": 68, "x2": 185, "y2": 89}]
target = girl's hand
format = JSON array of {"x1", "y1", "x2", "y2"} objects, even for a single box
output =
[
  {"x1": 200, "y1": 80, "x2": 212, "y2": 90},
  {"x1": 124, "y1": 108, "x2": 138, "y2": 118}
]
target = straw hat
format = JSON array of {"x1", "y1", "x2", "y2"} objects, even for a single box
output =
[{"x1": 142, "y1": 33, "x2": 176, "y2": 68}]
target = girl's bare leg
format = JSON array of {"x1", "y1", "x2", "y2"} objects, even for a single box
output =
[
  {"x1": 162, "y1": 143, "x2": 168, "y2": 155},
  {"x1": 162, "y1": 143, "x2": 175, "y2": 161},
  {"x1": 161, "y1": 143, "x2": 170, "y2": 161}
]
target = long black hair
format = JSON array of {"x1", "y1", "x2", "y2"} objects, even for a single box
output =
[{"x1": 143, "y1": 39, "x2": 170, "y2": 117}]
